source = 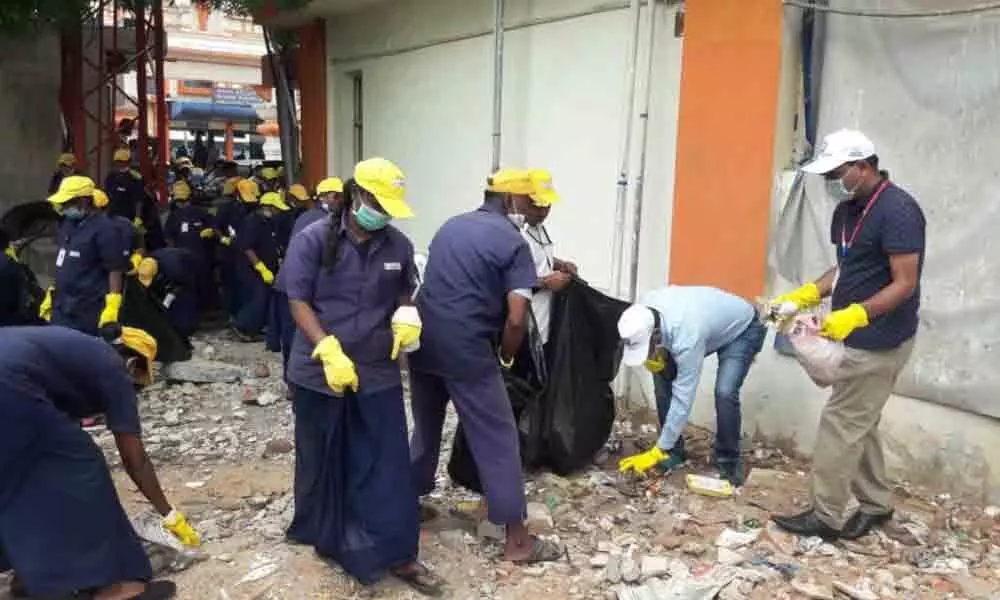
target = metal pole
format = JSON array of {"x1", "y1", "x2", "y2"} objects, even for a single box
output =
[
  {"x1": 627, "y1": 0, "x2": 658, "y2": 303},
  {"x1": 490, "y1": 0, "x2": 505, "y2": 172},
  {"x1": 609, "y1": 0, "x2": 642, "y2": 298},
  {"x1": 135, "y1": 0, "x2": 152, "y2": 183},
  {"x1": 265, "y1": 28, "x2": 299, "y2": 183},
  {"x1": 152, "y1": 0, "x2": 169, "y2": 206}
]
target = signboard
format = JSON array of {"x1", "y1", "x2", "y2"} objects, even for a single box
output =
[{"x1": 212, "y1": 87, "x2": 262, "y2": 105}]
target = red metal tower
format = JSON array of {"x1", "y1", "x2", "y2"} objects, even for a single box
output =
[{"x1": 60, "y1": 0, "x2": 170, "y2": 205}]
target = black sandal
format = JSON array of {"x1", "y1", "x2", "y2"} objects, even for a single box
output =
[
  {"x1": 511, "y1": 535, "x2": 564, "y2": 565},
  {"x1": 391, "y1": 563, "x2": 445, "y2": 597}
]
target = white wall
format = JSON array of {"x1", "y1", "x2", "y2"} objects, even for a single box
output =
[{"x1": 323, "y1": 0, "x2": 683, "y2": 294}]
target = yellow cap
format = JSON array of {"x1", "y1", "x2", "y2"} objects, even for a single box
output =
[
  {"x1": 48, "y1": 175, "x2": 96, "y2": 205},
  {"x1": 113, "y1": 148, "x2": 131, "y2": 162},
  {"x1": 260, "y1": 167, "x2": 279, "y2": 180},
  {"x1": 287, "y1": 184, "x2": 309, "y2": 201},
  {"x1": 237, "y1": 178, "x2": 260, "y2": 203},
  {"x1": 223, "y1": 176, "x2": 240, "y2": 196},
  {"x1": 120, "y1": 326, "x2": 157, "y2": 386},
  {"x1": 137, "y1": 257, "x2": 159, "y2": 288},
  {"x1": 316, "y1": 177, "x2": 344, "y2": 194},
  {"x1": 487, "y1": 168, "x2": 533, "y2": 196},
  {"x1": 527, "y1": 168, "x2": 560, "y2": 207},
  {"x1": 354, "y1": 157, "x2": 412, "y2": 219},
  {"x1": 172, "y1": 180, "x2": 192, "y2": 201},
  {"x1": 58, "y1": 153, "x2": 76, "y2": 167},
  {"x1": 260, "y1": 191, "x2": 290, "y2": 211},
  {"x1": 93, "y1": 188, "x2": 110, "y2": 209}
]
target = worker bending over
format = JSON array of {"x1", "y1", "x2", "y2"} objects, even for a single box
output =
[
  {"x1": 234, "y1": 191, "x2": 290, "y2": 341},
  {"x1": 0, "y1": 326, "x2": 200, "y2": 600},
  {"x1": 617, "y1": 286, "x2": 767, "y2": 486},
  {"x1": 48, "y1": 176, "x2": 126, "y2": 338}
]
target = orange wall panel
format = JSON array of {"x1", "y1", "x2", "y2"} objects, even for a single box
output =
[
  {"x1": 297, "y1": 20, "x2": 328, "y2": 190},
  {"x1": 669, "y1": 0, "x2": 784, "y2": 299}
]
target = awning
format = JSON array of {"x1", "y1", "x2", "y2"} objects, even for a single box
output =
[{"x1": 169, "y1": 101, "x2": 263, "y2": 130}]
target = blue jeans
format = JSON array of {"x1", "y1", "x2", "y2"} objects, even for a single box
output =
[{"x1": 653, "y1": 318, "x2": 767, "y2": 465}]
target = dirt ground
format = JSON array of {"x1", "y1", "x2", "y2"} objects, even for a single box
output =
[{"x1": 3, "y1": 332, "x2": 999, "y2": 600}]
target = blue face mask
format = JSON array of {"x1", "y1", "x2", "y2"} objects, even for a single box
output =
[
  {"x1": 353, "y1": 202, "x2": 391, "y2": 231},
  {"x1": 62, "y1": 206, "x2": 86, "y2": 221}
]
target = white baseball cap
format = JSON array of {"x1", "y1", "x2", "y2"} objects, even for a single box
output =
[
  {"x1": 618, "y1": 304, "x2": 656, "y2": 367},
  {"x1": 801, "y1": 129, "x2": 876, "y2": 175}
]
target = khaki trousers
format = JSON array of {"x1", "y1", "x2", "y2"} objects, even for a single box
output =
[{"x1": 811, "y1": 338, "x2": 914, "y2": 529}]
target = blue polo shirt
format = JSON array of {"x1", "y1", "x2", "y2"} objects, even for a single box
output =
[
  {"x1": 283, "y1": 217, "x2": 417, "y2": 396},
  {"x1": 410, "y1": 199, "x2": 537, "y2": 380},
  {"x1": 237, "y1": 211, "x2": 285, "y2": 273},
  {"x1": 830, "y1": 181, "x2": 925, "y2": 350}
]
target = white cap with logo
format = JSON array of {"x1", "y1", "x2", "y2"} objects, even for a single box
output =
[
  {"x1": 802, "y1": 129, "x2": 876, "y2": 175},
  {"x1": 618, "y1": 304, "x2": 656, "y2": 367}
]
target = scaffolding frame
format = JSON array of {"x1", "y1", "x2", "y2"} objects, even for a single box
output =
[{"x1": 60, "y1": 0, "x2": 169, "y2": 204}]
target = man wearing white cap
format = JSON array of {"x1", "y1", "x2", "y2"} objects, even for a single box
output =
[
  {"x1": 770, "y1": 129, "x2": 925, "y2": 540},
  {"x1": 617, "y1": 286, "x2": 767, "y2": 486}
]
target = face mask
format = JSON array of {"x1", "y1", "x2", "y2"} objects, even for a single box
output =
[
  {"x1": 62, "y1": 206, "x2": 86, "y2": 221},
  {"x1": 353, "y1": 202, "x2": 391, "y2": 231},
  {"x1": 825, "y1": 166, "x2": 859, "y2": 202}
]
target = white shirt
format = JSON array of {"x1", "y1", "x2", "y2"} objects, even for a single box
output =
[{"x1": 522, "y1": 224, "x2": 555, "y2": 343}]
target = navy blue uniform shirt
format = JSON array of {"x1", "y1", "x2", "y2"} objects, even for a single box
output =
[
  {"x1": 830, "y1": 181, "x2": 926, "y2": 350},
  {"x1": 164, "y1": 202, "x2": 213, "y2": 255},
  {"x1": 237, "y1": 211, "x2": 286, "y2": 272},
  {"x1": 104, "y1": 169, "x2": 146, "y2": 221},
  {"x1": 410, "y1": 199, "x2": 537, "y2": 380},
  {"x1": 53, "y1": 214, "x2": 123, "y2": 334},
  {"x1": 284, "y1": 216, "x2": 417, "y2": 395}
]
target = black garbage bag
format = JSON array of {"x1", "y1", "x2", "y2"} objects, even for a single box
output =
[
  {"x1": 446, "y1": 279, "x2": 630, "y2": 491},
  {"x1": 120, "y1": 277, "x2": 192, "y2": 363}
]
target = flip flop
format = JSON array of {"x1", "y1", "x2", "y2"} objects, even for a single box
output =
[
  {"x1": 511, "y1": 535, "x2": 564, "y2": 565},
  {"x1": 391, "y1": 563, "x2": 445, "y2": 597}
]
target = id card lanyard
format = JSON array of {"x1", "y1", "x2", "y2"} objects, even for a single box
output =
[{"x1": 840, "y1": 180, "x2": 890, "y2": 260}]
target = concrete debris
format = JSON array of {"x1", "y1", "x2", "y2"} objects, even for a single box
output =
[
  {"x1": 163, "y1": 359, "x2": 246, "y2": 384},
  {"x1": 80, "y1": 331, "x2": 1000, "y2": 597}
]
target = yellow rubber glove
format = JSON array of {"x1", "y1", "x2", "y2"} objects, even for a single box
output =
[
  {"x1": 312, "y1": 336, "x2": 359, "y2": 394},
  {"x1": 220, "y1": 236, "x2": 233, "y2": 247},
  {"x1": 39, "y1": 287, "x2": 53, "y2": 321},
  {"x1": 199, "y1": 228, "x2": 215, "y2": 239},
  {"x1": 618, "y1": 446, "x2": 669, "y2": 475},
  {"x1": 98, "y1": 292, "x2": 123, "y2": 327},
  {"x1": 644, "y1": 349, "x2": 666, "y2": 373},
  {"x1": 162, "y1": 508, "x2": 201, "y2": 548},
  {"x1": 390, "y1": 306, "x2": 422, "y2": 360},
  {"x1": 772, "y1": 282, "x2": 822, "y2": 312},
  {"x1": 128, "y1": 252, "x2": 143, "y2": 274},
  {"x1": 254, "y1": 261, "x2": 274, "y2": 285},
  {"x1": 132, "y1": 217, "x2": 146, "y2": 234},
  {"x1": 4, "y1": 245, "x2": 17, "y2": 262},
  {"x1": 820, "y1": 303, "x2": 869, "y2": 341}
]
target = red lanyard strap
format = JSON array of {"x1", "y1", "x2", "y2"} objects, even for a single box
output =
[{"x1": 841, "y1": 180, "x2": 890, "y2": 249}]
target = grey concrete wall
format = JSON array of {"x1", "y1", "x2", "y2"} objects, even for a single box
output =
[{"x1": 0, "y1": 32, "x2": 63, "y2": 217}]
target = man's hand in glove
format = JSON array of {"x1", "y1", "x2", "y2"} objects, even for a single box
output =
[
  {"x1": 163, "y1": 508, "x2": 201, "y2": 548},
  {"x1": 312, "y1": 336, "x2": 359, "y2": 394},
  {"x1": 199, "y1": 228, "x2": 215, "y2": 240},
  {"x1": 39, "y1": 287, "x2": 53, "y2": 321},
  {"x1": 254, "y1": 262, "x2": 274, "y2": 285},
  {"x1": 98, "y1": 292, "x2": 123, "y2": 328},
  {"x1": 821, "y1": 303, "x2": 869, "y2": 341},
  {"x1": 132, "y1": 217, "x2": 146, "y2": 234},
  {"x1": 390, "y1": 306, "x2": 422, "y2": 360},
  {"x1": 771, "y1": 282, "x2": 822, "y2": 313},
  {"x1": 618, "y1": 446, "x2": 669, "y2": 475}
]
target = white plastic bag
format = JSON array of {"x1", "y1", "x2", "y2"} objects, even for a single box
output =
[{"x1": 788, "y1": 315, "x2": 844, "y2": 387}]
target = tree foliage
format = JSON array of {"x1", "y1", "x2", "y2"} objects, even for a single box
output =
[{"x1": 0, "y1": 0, "x2": 309, "y2": 36}]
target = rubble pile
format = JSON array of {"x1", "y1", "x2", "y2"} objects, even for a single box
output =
[{"x1": 22, "y1": 332, "x2": 1000, "y2": 599}]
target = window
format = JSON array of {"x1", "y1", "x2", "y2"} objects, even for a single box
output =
[{"x1": 350, "y1": 71, "x2": 363, "y2": 163}]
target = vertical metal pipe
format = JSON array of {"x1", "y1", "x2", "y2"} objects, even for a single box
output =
[
  {"x1": 135, "y1": 0, "x2": 151, "y2": 183},
  {"x1": 97, "y1": 0, "x2": 106, "y2": 178},
  {"x1": 266, "y1": 28, "x2": 299, "y2": 183},
  {"x1": 610, "y1": 0, "x2": 642, "y2": 298},
  {"x1": 152, "y1": 0, "x2": 169, "y2": 206},
  {"x1": 627, "y1": 0, "x2": 659, "y2": 303},
  {"x1": 490, "y1": 0, "x2": 505, "y2": 172}
]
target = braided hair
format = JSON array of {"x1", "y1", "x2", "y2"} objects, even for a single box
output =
[{"x1": 321, "y1": 178, "x2": 355, "y2": 272}]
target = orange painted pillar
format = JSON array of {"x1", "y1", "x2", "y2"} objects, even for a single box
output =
[
  {"x1": 297, "y1": 20, "x2": 328, "y2": 189},
  {"x1": 224, "y1": 121, "x2": 234, "y2": 160},
  {"x1": 669, "y1": 0, "x2": 784, "y2": 299}
]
